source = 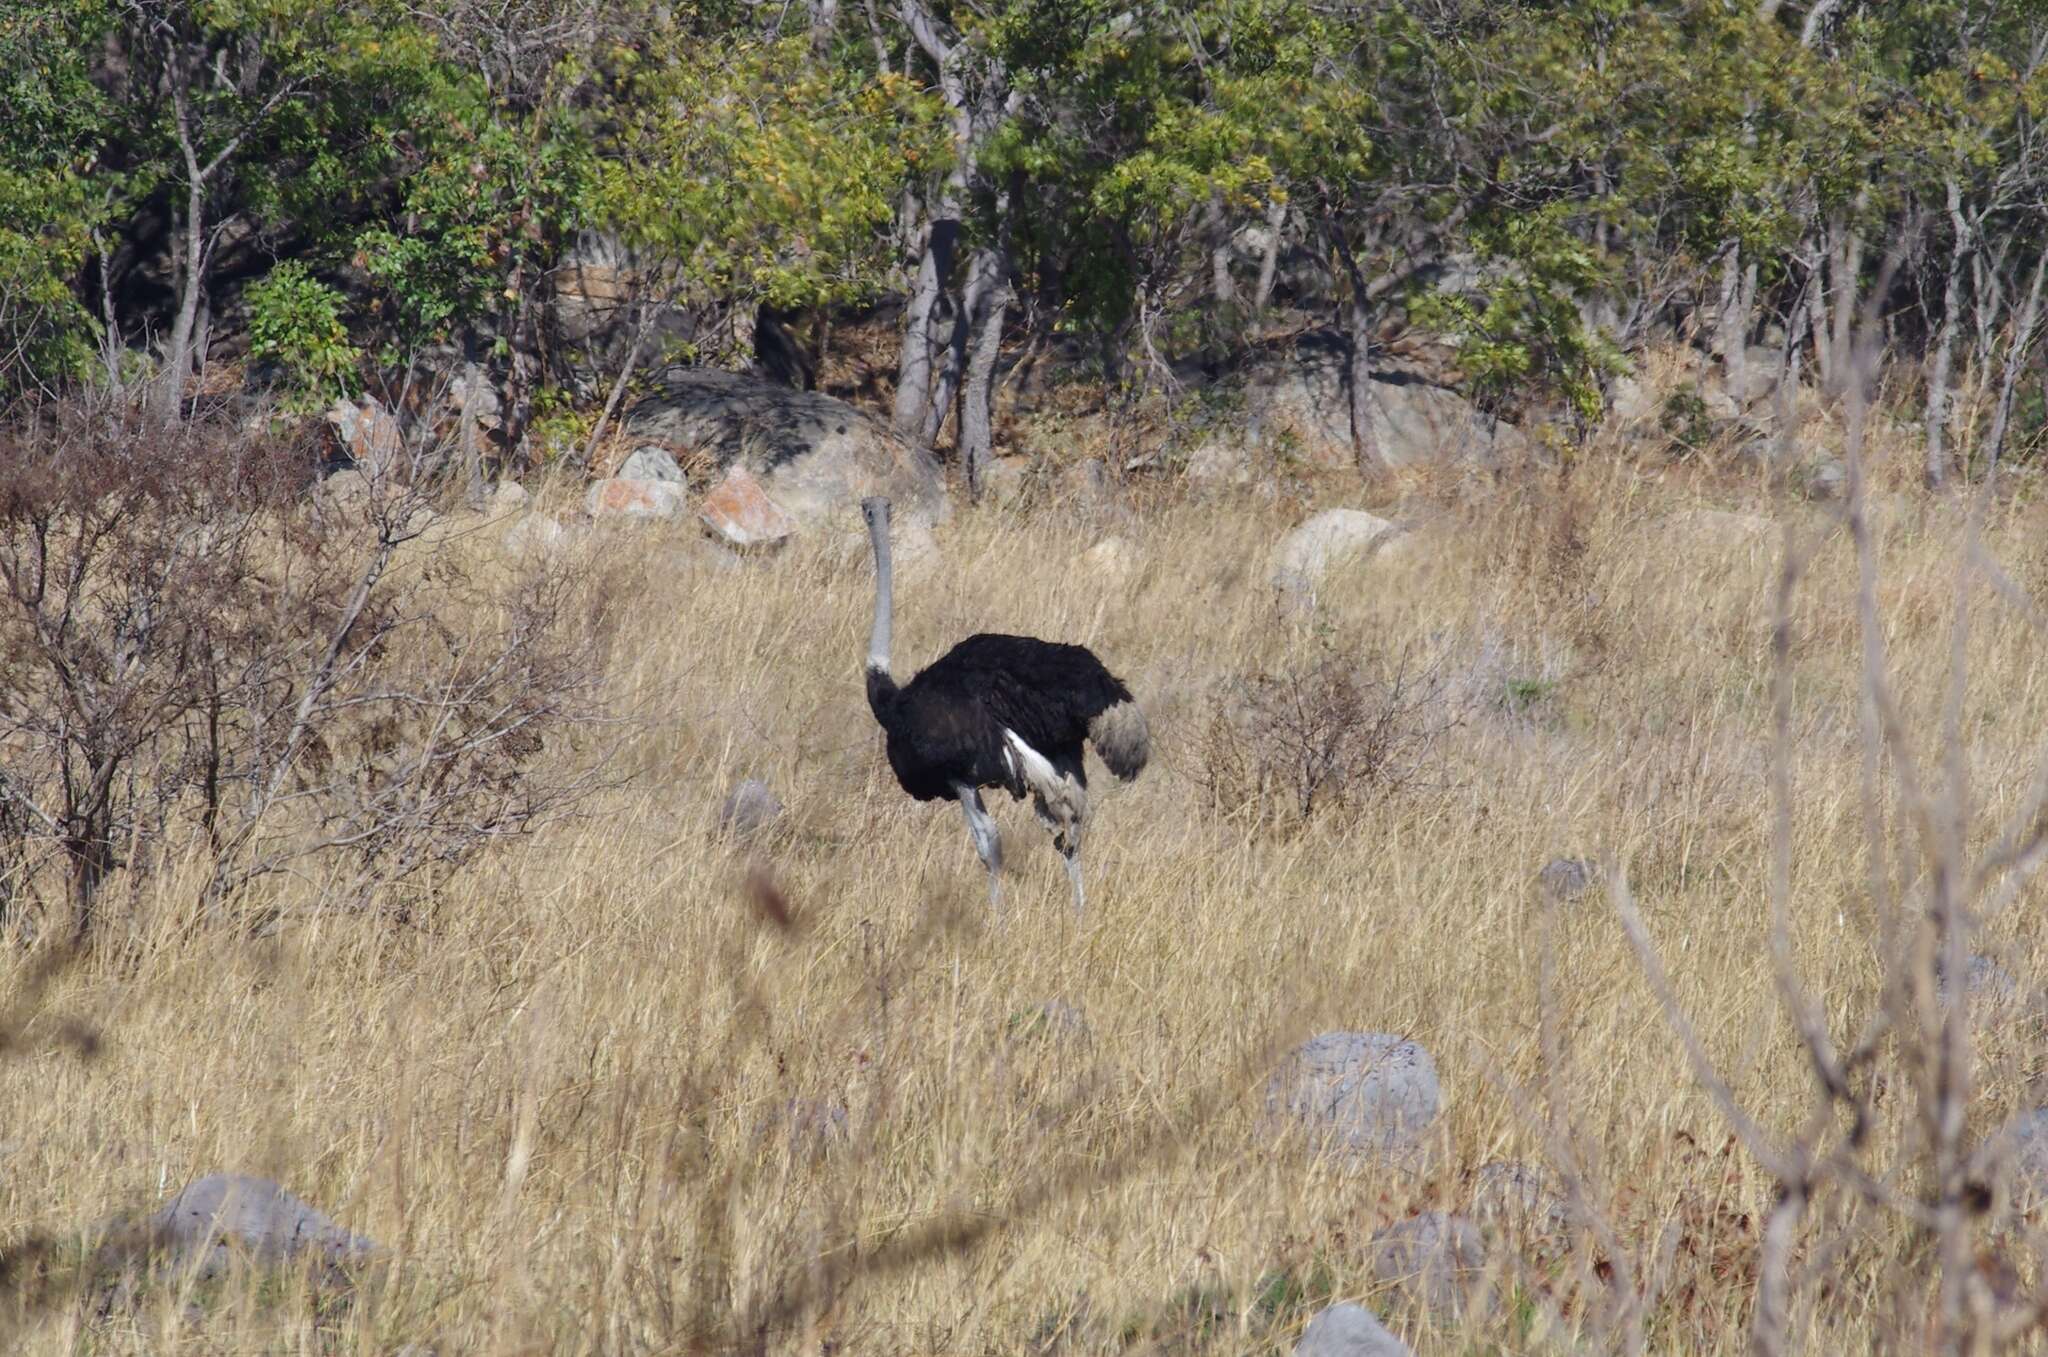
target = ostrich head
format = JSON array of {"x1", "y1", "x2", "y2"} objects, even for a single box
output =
[{"x1": 861, "y1": 496, "x2": 895, "y2": 686}]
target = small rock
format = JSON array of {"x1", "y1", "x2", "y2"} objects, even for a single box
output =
[
  {"x1": 1936, "y1": 954, "x2": 2023, "y2": 1014},
  {"x1": 1185, "y1": 435, "x2": 1253, "y2": 485},
  {"x1": 1370, "y1": 1212, "x2": 1488, "y2": 1315},
  {"x1": 485, "y1": 480, "x2": 530, "y2": 517},
  {"x1": 586, "y1": 477, "x2": 686, "y2": 520},
  {"x1": 105, "y1": 1173, "x2": 381, "y2": 1289},
  {"x1": 1009, "y1": 999, "x2": 1090, "y2": 1043},
  {"x1": 1065, "y1": 458, "x2": 1111, "y2": 503},
  {"x1": 1992, "y1": 1108, "x2": 2048, "y2": 1208},
  {"x1": 1804, "y1": 458, "x2": 1847, "y2": 502},
  {"x1": 1536, "y1": 858, "x2": 1599, "y2": 904},
  {"x1": 1264, "y1": 1032, "x2": 1440, "y2": 1162},
  {"x1": 699, "y1": 465, "x2": 797, "y2": 548},
  {"x1": 503, "y1": 513, "x2": 570, "y2": 557},
  {"x1": 983, "y1": 457, "x2": 1029, "y2": 506},
  {"x1": 1609, "y1": 372, "x2": 1658, "y2": 425},
  {"x1": 1292, "y1": 1301, "x2": 1412, "y2": 1357},
  {"x1": 1270, "y1": 510, "x2": 1404, "y2": 596},
  {"x1": 770, "y1": 1097, "x2": 850, "y2": 1159},
  {"x1": 719, "y1": 779, "x2": 783, "y2": 837},
  {"x1": 1076, "y1": 536, "x2": 1139, "y2": 582},
  {"x1": 619, "y1": 446, "x2": 686, "y2": 484},
  {"x1": 313, "y1": 468, "x2": 370, "y2": 513},
  {"x1": 325, "y1": 396, "x2": 403, "y2": 472},
  {"x1": 1469, "y1": 1160, "x2": 1570, "y2": 1240}
]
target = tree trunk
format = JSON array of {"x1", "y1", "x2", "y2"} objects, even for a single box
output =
[
  {"x1": 155, "y1": 172, "x2": 207, "y2": 424},
  {"x1": 1252, "y1": 197, "x2": 1287, "y2": 314},
  {"x1": 958, "y1": 184, "x2": 1014, "y2": 501},
  {"x1": 958, "y1": 261, "x2": 1009, "y2": 500},
  {"x1": 1925, "y1": 180, "x2": 1969, "y2": 487},
  {"x1": 1984, "y1": 246, "x2": 2048, "y2": 475},
  {"x1": 1826, "y1": 213, "x2": 1864, "y2": 399},
  {"x1": 1345, "y1": 292, "x2": 1385, "y2": 477},
  {"x1": 892, "y1": 205, "x2": 961, "y2": 442},
  {"x1": 1207, "y1": 188, "x2": 1235, "y2": 306},
  {"x1": 922, "y1": 239, "x2": 997, "y2": 448},
  {"x1": 1714, "y1": 240, "x2": 1747, "y2": 400}
]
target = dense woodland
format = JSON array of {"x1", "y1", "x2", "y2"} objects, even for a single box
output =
[{"x1": 7, "y1": 0, "x2": 2048, "y2": 484}]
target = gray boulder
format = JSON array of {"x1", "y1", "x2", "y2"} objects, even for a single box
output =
[
  {"x1": 1238, "y1": 336, "x2": 1530, "y2": 470},
  {"x1": 1469, "y1": 1160, "x2": 1570, "y2": 1241},
  {"x1": 111, "y1": 1173, "x2": 382, "y2": 1287},
  {"x1": 1292, "y1": 1301, "x2": 1412, "y2": 1357},
  {"x1": 1371, "y1": 1211, "x2": 1489, "y2": 1315},
  {"x1": 1935, "y1": 953, "x2": 2023, "y2": 1015},
  {"x1": 625, "y1": 368, "x2": 946, "y2": 530},
  {"x1": 1270, "y1": 509, "x2": 1406, "y2": 596},
  {"x1": 1264, "y1": 1032, "x2": 1440, "y2": 1161},
  {"x1": 1536, "y1": 858, "x2": 1600, "y2": 904},
  {"x1": 719, "y1": 779, "x2": 784, "y2": 837},
  {"x1": 1991, "y1": 1108, "x2": 2048, "y2": 1209},
  {"x1": 619, "y1": 446, "x2": 686, "y2": 484}
]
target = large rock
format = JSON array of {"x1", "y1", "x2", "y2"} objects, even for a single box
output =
[
  {"x1": 1370, "y1": 1212, "x2": 1489, "y2": 1315},
  {"x1": 1990, "y1": 1108, "x2": 2048, "y2": 1209},
  {"x1": 626, "y1": 367, "x2": 947, "y2": 529},
  {"x1": 1236, "y1": 334, "x2": 1530, "y2": 471},
  {"x1": 108, "y1": 1173, "x2": 382, "y2": 1288},
  {"x1": 1264, "y1": 1031, "x2": 1440, "y2": 1161},
  {"x1": 1292, "y1": 1301, "x2": 1412, "y2": 1357},
  {"x1": 1270, "y1": 510, "x2": 1405, "y2": 595}
]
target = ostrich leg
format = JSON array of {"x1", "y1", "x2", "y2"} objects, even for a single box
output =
[
  {"x1": 1055, "y1": 827, "x2": 1085, "y2": 916},
  {"x1": 956, "y1": 783, "x2": 1003, "y2": 909}
]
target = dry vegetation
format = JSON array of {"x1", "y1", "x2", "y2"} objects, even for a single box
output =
[{"x1": 9, "y1": 373, "x2": 2048, "y2": 1353}]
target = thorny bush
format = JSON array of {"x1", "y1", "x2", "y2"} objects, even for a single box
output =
[
  {"x1": 1194, "y1": 631, "x2": 1459, "y2": 827},
  {"x1": 0, "y1": 402, "x2": 613, "y2": 943}
]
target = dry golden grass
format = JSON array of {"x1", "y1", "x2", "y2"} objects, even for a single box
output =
[{"x1": 9, "y1": 394, "x2": 2048, "y2": 1354}]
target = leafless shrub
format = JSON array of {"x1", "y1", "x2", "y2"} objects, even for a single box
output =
[
  {"x1": 0, "y1": 400, "x2": 613, "y2": 942},
  {"x1": 1194, "y1": 634, "x2": 1459, "y2": 825},
  {"x1": 1608, "y1": 247, "x2": 2048, "y2": 1354}
]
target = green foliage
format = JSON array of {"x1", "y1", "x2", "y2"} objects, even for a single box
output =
[
  {"x1": 603, "y1": 35, "x2": 945, "y2": 311},
  {"x1": 246, "y1": 262, "x2": 360, "y2": 404},
  {"x1": 0, "y1": 0, "x2": 111, "y2": 401}
]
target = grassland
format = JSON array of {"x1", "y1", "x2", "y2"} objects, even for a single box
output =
[{"x1": 7, "y1": 385, "x2": 2048, "y2": 1354}]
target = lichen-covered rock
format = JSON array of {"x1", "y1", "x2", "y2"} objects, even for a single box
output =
[{"x1": 1264, "y1": 1032, "x2": 1440, "y2": 1161}]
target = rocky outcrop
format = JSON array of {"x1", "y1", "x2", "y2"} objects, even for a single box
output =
[{"x1": 625, "y1": 367, "x2": 947, "y2": 528}]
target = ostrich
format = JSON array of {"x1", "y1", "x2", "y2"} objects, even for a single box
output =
[{"x1": 860, "y1": 496, "x2": 1149, "y2": 914}]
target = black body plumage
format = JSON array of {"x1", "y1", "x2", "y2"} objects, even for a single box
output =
[{"x1": 866, "y1": 633, "x2": 1135, "y2": 804}]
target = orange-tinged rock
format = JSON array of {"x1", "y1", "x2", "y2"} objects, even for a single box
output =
[
  {"x1": 698, "y1": 466, "x2": 796, "y2": 547},
  {"x1": 584, "y1": 477, "x2": 685, "y2": 519}
]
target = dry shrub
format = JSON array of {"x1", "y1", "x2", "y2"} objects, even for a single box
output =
[
  {"x1": 1194, "y1": 631, "x2": 1459, "y2": 826},
  {"x1": 0, "y1": 401, "x2": 613, "y2": 941}
]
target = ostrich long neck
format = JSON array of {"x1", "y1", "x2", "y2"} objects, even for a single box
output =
[{"x1": 865, "y1": 509, "x2": 896, "y2": 701}]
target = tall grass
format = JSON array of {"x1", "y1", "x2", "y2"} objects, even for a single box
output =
[{"x1": 7, "y1": 363, "x2": 2048, "y2": 1352}]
